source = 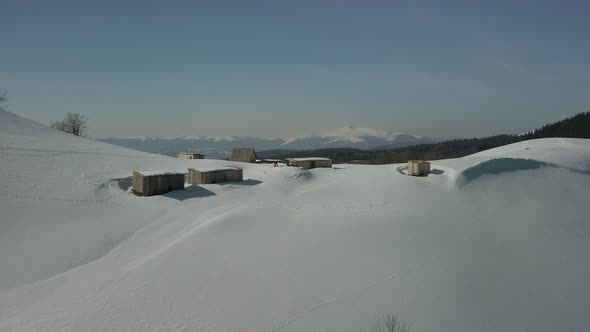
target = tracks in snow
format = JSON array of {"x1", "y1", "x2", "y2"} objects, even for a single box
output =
[
  {"x1": 1, "y1": 194, "x2": 125, "y2": 205},
  {"x1": 269, "y1": 254, "x2": 434, "y2": 332},
  {"x1": 1, "y1": 146, "x2": 159, "y2": 159}
]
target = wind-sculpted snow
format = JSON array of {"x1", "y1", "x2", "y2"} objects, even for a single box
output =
[
  {"x1": 455, "y1": 158, "x2": 549, "y2": 187},
  {"x1": 455, "y1": 157, "x2": 590, "y2": 187},
  {"x1": 1, "y1": 110, "x2": 590, "y2": 332}
]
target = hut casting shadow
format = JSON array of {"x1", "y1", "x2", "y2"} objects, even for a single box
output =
[
  {"x1": 217, "y1": 179, "x2": 262, "y2": 186},
  {"x1": 163, "y1": 185, "x2": 216, "y2": 201}
]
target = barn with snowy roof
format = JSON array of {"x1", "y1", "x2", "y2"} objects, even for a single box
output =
[
  {"x1": 178, "y1": 152, "x2": 205, "y2": 159},
  {"x1": 407, "y1": 160, "x2": 431, "y2": 176},
  {"x1": 286, "y1": 157, "x2": 333, "y2": 169},
  {"x1": 188, "y1": 167, "x2": 243, "y2": 185}
]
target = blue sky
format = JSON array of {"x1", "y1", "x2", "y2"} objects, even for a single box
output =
[{"x1": 1, "y1": 0, "x2": 589, "y2": 138}]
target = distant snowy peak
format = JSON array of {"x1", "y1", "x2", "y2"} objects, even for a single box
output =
[
  {"x1": 322, "y1": 126, "x2": 396, "y2": 141},
  {"x1": 281, "y1": 133, "x2": 314, "y2": 145},
  {"x1": 281, "y1": 126, "x2": 425, "y2": 146},
  {"x1": 204, "y1": 136, "x2": 237, "y2": 142}
]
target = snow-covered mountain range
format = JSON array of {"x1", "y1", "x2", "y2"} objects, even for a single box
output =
[{"x1": 99, "y1": 126, "x2": 440, "y2": 158}]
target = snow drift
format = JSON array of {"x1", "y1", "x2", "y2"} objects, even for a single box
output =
[{"x1": 1, "y1": 109, "x2": 590, "y2": 332}]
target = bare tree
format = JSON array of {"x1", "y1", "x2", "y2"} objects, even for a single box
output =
[
  {"x1": 63, "y1": 113, "x2": 88, "y2": 136},
  {"x1": 50, "y1": 120, "x2": 68, "y2": 132},
  {"x1": 51, "y1": 113, "x2": 88, "y2": 137},
  {"x1": 370, "y1": 314, "x2": 411, "y2": 332}
]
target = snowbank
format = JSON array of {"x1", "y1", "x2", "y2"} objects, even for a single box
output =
[{"x1": 1, "y1": 110, "x2": 590, "y2": 332}]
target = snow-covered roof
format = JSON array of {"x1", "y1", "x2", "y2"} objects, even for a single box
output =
[
  {"x1": 136, "y1": 170, "x2": 185, "y2": 176},
  {"x1": 287, "y1": 157, "x2": 332, "y2": 161},
  {"x1": 189, "y1": 166, "x2": 242, "y2": 173},
  {"x1": 179, "y1": 152, "x2": 204, "y2": 155}
]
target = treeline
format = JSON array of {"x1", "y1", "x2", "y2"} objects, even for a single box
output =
[
  {"x1": 258, "y1": 111, "x2": 590, "y2": 164},
  {"x1": 521, "y1": 111, "x2": 590, "y2": 139}
]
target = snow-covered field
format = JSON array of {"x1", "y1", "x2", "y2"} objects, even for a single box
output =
[{"x1": 1, "y1": 109, "x2": 589, "y2": 332}]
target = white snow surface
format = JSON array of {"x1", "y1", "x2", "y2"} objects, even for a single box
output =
[
  {"x1": 1, "y1": 109, "x2": 590, "y2": 332},
  {"x1": 191, "y1": 166, "x2": 243, "y2": 172},
  {"x1": 137, "y1": 170, "x2": 186, "y2": 176}
]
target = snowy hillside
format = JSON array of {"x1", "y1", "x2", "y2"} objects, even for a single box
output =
[{"x1": 1, "y1": 109, "x2": 590, "y2": 332}]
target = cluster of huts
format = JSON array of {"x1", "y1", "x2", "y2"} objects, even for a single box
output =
[
  {"x1": 133, "y1": 148, "x2": 430, "y2": 197},
  {"x1": 227, "y1": 148, "x2": 333, "y2": 169},
  {"x1": 133, "y1": 166, "x2": 244, "y2": 196},
  {"x1": 133, "y1": 148, "x2": 335, "y2": 197}
]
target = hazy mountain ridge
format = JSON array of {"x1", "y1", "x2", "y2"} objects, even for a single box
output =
[
  {"x1": 259, "y1": 111, "x2": 590, "y2": 164},
  {"x1": 99, "y1": 127, "x2": 440, "y2": 158}
]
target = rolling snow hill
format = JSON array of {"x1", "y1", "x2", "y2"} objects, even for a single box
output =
[{"x1": 1, "y1": 109, "x2": 590, "y2": 332}]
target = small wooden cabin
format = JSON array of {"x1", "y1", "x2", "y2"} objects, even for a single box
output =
[
  {"x1": 230, "y1": 148, "x2": 257, "y2": 163},
  {"x1": 407, "y1": 160, "x2": 431, "y2": 176},
  {"x1": 132, "y1": 171, "x2": 185, "y2": 196},
  {"x1": 178, "y1": 152, "x2": 205, "y2": 159},
  {"x1": 286, "y1": 157, "x2": 333, "y2": 169},
  {"x1": 188, "y1": 167, "x2": 243, "y2": 185}
]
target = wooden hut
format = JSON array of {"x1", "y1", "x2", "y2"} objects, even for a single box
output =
[
  {"x1": 178, "y1": 152, "x2": 205, "y2": 159},
  {"x1": 407, "y1": 160, "x2": 430, "y2": 176},
  {"x1": 230, "y1": 148, "x2": 257, "y2": 163},
  {"x1": 286, "y1": 157, "x2": 333, "y2": 169},
  {"x1": 132, "y1": 171, "x2": 185, "y2": 196},
  {"x1": 188, "y1": 167, "x2": 243, "y2": 185}
]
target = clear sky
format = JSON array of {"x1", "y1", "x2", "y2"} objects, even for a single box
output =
[{"x1": 1, "y1": 0, "x2": 589, "y2": 139}]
